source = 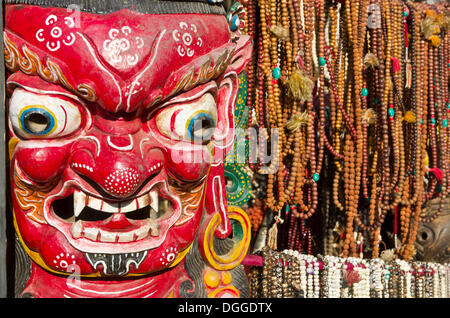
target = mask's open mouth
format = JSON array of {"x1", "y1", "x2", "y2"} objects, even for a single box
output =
[{"x1": 45, "y1": 180, "x2": 182, "y2": 254}]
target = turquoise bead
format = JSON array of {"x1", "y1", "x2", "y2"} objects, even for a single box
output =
[
  {"x1": 388, "y1": 108, "x2": 395, "y2": 117},
  {"x1": 362, "y1": 88, "x2": 368, "y2": 97},
  {"x1": 319, "y1": 57, "x2": 326, "y2": 66},
  {"x1": 402, "y1": 11, "x2": 409, "y2": 17},
  {"x1": 431, "y1": 118, "x2": 436, "y2": 125},
  {"x1": 272, "y1": 67, "x2": 281, "y2": 80},
  {"x1": 313, "y1": 173, "x2": 320, "y2": 182},
  {"x1": 443, "y1": 119, "x2": 448, "y2": 128}
]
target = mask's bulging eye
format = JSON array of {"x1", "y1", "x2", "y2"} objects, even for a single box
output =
[
  {"x1": 156, "y1": 93, "x2": 218, "y2": 144},
  {"x1": 9, "y1": 88, "x2": 82, "y2": 139}
]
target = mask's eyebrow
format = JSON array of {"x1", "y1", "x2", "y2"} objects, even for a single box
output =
[
  {"x1": 146, "y1": 81, "x2": 218, "y2": 120},
  {"x1": 167, "y1": 47, "x2": 234, "y2": 97},
  {"x1": 164, "y1": 81, "x2": 218, "y2": 106},
  {"x1": 145, "y1": 45, "x2": 235, "y2": 109},
  {"x1": 4, "y1": 32, "x2": 97, "y2": 103}
]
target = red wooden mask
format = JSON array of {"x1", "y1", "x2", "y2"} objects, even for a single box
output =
[{"x1": 5, "y1": 0, "x2": 252, "y2": 297}]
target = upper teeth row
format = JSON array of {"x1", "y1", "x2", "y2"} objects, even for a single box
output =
[{"x1": 74, "y1": 190, "x2": 159, "y2": 217}]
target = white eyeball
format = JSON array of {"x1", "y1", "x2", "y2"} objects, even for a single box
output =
[{"x1": 9, "y1": 88, "x2": 82, "y2": 139}]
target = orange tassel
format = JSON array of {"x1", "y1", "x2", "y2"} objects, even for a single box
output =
[
  {"x1": 286, "y1": 69, "x2": 314, "y2": 101},
  {"x1": 425, "y1": 9, "x2": 437, "y2": 18},
  {"x1": 430, "y1": 35, "x2": 441, "y2": 47},
  {"x1": 364, "y1": 53, "x2": 379, "y2": 69},
  {"x1": 362, "y1": 108, "x2": 377, "y2": 125},
  {"x1": 403, "y1": 111, "x2": 416, "y2": 123},
  {"x1": 269, "y1": 25, "x2": 290, "y2": 41}
]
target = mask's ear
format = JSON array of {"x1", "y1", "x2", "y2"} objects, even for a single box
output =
[
  {"x1": 226, "y1": 35, "x2": 253, "y2": 75},
  {"x1": 213, "y1": 35, "x2": 253, "y2": 155},
  {"x1": 205, "y1": 35, "x2": 252, "y2": 239}
]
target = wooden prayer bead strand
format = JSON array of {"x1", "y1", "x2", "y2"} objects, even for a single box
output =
[
  {"x1": 436, "y1": 44, "x2": 448, "y2": 205},
  {"x1": 347, "y1": 2, "x2": 363, "y2": 256},
  {"x1": 404, "y1": 176, "x2": 425, "y2": 261},
  {"x1": 270, "y1": 0, "x2": 288, "y2": 213},
  {"x1": 403, "y1": 10, "x2": 427, "y2": 259},
  {"x1": 342, "y1": 25, "x2": 355, "y2": 257},
  {"x1": 423, "y1": 42, "x2": 448, "y2": 222},
  {"x1": 329, "y1": 3, "x2": 340, "y2": 64},
  {"x1": 370, "y1": 0, "x2": 391, "y2": 252},
  {"x1": 444, "y1": 32, "x2": 450, "y2": 196},
  {"x1": 418, "y1": 24, "x2": 429, "y2": 208},
  {"x1": 281, "y1": 0, "x2": 304, "y2": 207},
  {"x1": 405, "y1": 3, "x2": 419, "y2": 188},
  {"x1": 294, "y1": 129, "x2": 308, "y2": 210},
  {"x1": 245, "y1": 1, "x2": 260, "y2": 173},
  {"x1": 296, "y1": 110, "x2": 319, "y2": 219},
  {"x1": 261, "y1": 248, "x2": 270, "y2": 297},
  {"x1": 427, "y1": 44, "x2": 438, "y2": 199},
  {"x1": 281, "y1": 133, "x2": 294, "y2": 158},
  {"x1": 269, "y1": 0, "x2": 284, "y2": 139},
  {"x1": 316, "y1": 0, "x2": 327, "y2": 176},
  {"x1": 330, "y1": 25, "x2": 346, "y2": 209},
  {"x1": 323, "y1": 51, "x2": 345, "y2": 161},
  {"x1": 334, "y1": 15, "x2": 348, "y2": 172},
  {"x1": 380, "y1": 0, "x2": 392, "y2": 212},
  {"x1": 286, "y1": 130, "x2": 302, "y2": 204},
  {"x1": 407, "y1": 6, "x2": 424, "y2": 207},
  {"x1": 259, "y1": 0, "x2": 278, "y2": 210},
  {"x1": 342, "y1": 135, "x2": 355, "y2": 258},
  {"x1": 281, "y1": 0, "x2": 293, "y2": 75},
  {"x1": 389, "y1": 4, "x2": 403, "y2": 191},
  {"x1": 444, "y1": 32, "x2": 450, "y2": 195},
  {"x1": 328, "y1": 6, "x2": 342, "y2": 164},
  {"x1": 388, "y1": 92, "x2": 400, "y2": 197},
  {"x1": 399, "y1": 4, "x2": 418, "y2": 259},
  {"x1": 400, "y1": 177, "x2": 412, "y2": 246},
  {"x1": 392, "y1": 0, "x2": 403, "y2": 100},
  {"x1": 369, "y1": 164, "x2": 380, "y2": 257},
  {"x1": 393, "y1": 113, "x2": 407, "y2": 207},
  {"x1": 288, "y1": 0, "x2": 299, "y2": 64},
  {"x1": 303, "y1": 0, "x2": 314, "y2": 76}
]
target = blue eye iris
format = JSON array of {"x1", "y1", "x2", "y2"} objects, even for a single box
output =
[
  {"x1": 19, "y1": 107, "x2": 56, "y2": 136},
  {"x1": 187, "y1": 112, "x2": 216, "y2": 144}
]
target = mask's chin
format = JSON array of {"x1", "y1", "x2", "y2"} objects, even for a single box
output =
[{"x1": 44, "y1": 179, "x2": 183, "y2": 255}]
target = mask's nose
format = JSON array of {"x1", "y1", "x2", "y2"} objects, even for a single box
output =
[{"x1": 69, "y1": 133, "x2": 163, "y2": 199}]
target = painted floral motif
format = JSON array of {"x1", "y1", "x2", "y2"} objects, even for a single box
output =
[
  {"x1": 172, "y1": 22, "x2": 203, "y2": 57},
  {"x1": 53, "y1": 252, "x2": 77, "y2": 270},
  {"x1": 103, "y1": 27, "x2": 145, "y2": 67},
  {"x1": 160, "y1": 247, "x2": 179, "y2": 266},
  {"x1": 35, "y1": 14, "x2": 76, "y2": 52}
]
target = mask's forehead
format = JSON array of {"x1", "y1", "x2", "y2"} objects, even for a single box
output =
[{"x1": 5, "y1": 5, "x2": 232, "y2": 113}]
